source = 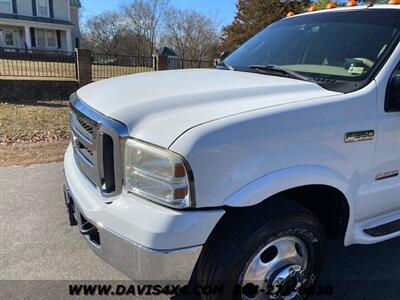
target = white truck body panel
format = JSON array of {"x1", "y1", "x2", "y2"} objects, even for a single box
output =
[
  {"x1": 64, "y1": 4, "x2": 400, "y2": 282},
  {"x1": 77, "y1": 69, "x2": 339, "y2": 148},
  {"x1": 64, "y1": 144, "x2": 224, "y2": 250},
  {"x1": 72, "y1": 43, "x2": 400, "y2": 247}
]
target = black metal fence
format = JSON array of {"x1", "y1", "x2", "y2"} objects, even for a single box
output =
[
  {"x1": 168, "y1": 58, "x2": 215, "y2": 69},
  {"x1": 91, "y1": 53, "x2": 154, "y2": 79},
  {"x1": 0, "y1": 48, "x2": 216, "y2": 82},
  {"x1": 0, "y1": 48, "x2": 76, "y2": 79}
]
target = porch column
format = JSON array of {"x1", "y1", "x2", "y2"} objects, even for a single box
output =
[
  {"x1": 66, "y1": 28, "x2": 72, "y2": 52},
  {"x1": 24, "y1": 26, "x2": 32, "y2": 50}
]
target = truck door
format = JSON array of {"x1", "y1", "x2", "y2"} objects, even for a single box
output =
[{"x1": 368, "y1": 61, "x2": 400, "y2": 220}]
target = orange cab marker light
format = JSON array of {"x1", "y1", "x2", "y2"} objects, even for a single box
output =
[
  {"x1": 347, "y1": 0, "x2": 358, "y2": 7},
  {"x1": 326, "y1": 2, "x2": 337, "y2": 9},
  {"x1": 287, "y1": 11, "x2": 295, "y2": 17},
  {"x1": 308, "y1": 4, "x2": 318, "y2": 12},
  {"x1": 388, "y1": 0, "x2": 400, "y2": 4}
]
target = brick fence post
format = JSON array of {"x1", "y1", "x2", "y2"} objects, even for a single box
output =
[
  {"x1": 154, "y1": 54, "x2": 169, "y2": 71},
  {"x1": 76, "y1": 48, "x2": 92, "y2": 86}
]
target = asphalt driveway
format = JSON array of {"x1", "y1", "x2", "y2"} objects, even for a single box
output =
[{"x1": 1, "y1": 162, "x2": 400, "y2": 299}]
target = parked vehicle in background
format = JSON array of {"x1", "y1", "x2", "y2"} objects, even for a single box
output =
[{"x1": 63, "y1": 5, "x2": 400, "y2": 299}]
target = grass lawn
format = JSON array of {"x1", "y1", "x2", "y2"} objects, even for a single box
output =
[
  {"x1": 92, "y1": 64, "x2": 154, "y2": 79},
  {"x1": 0, "y1": 59, "x2": 154, "y2": 166},
  {"x1": 0, "y1": 100, "x2": 70, "y2": 167},
  {"x1": 0, "y1": 142, "x2": 69, "y2": 166}
]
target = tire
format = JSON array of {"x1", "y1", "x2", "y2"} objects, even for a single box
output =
[{"x1": 196, "y1": 199, "x2": 325, "y2": 300}]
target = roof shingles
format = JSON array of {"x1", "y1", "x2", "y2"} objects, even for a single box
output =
[{"x1": 156, "y1": 47, "x2": 177, "y2": 57}]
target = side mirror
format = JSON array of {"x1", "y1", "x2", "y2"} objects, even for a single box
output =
[
  {"x1": 220, "y1": 51, "x2": 231, "y2": 61},
  {"x1": 386, "y1": 73, "x2": 400, "y2": 112},
  {"x1": 391, "y1": 73, "x2": 400, "y2": 88}
]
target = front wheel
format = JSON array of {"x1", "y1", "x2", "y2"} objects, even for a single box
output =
[{"x1": 196, "y1": 200, "x2": 325, "y2": 300}]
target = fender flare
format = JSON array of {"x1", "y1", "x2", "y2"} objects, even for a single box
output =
[{"x1": 224, "y1": 164, "x2": 352, "y2": 208}]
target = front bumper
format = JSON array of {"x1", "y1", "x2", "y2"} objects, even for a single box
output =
[{"x1": 64, "y1": 145, "x2": 224, "y2": 282}]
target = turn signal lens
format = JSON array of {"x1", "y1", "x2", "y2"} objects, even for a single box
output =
[
  {"x1": 326, "y1": 2, "x2": 337, "y2": 9},
  {"x1": 347, "y1": 0, "x2": 358, "y2": 6},
  {"x1": 308, "y1": 4, "x2": 318, "y2": 12},
  {"x1": 388, "y1": 0, "x2": 400, "y2": 4}
]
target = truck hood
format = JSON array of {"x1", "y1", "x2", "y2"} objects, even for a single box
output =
[{"x1": 77, "y1": 69, "x2": 340, "y2": 147}]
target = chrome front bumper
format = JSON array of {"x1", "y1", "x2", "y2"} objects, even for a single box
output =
[
  {"x1": 63, "y1": 145, "x2": 224, "y2": 283},
  {"x1": 64, "y1": 184, "x2": 202, "y2": 283}
]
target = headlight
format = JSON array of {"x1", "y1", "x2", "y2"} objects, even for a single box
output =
[{"x1": 123, "y1": 139, "x2": 193, "y2": 208}]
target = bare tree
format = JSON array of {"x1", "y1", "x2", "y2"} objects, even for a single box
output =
[
  {"x1": 123, "y1": 0, "x2": 169, "y2": 56},
  {"x1": 82, "y1": 0, "x2": 220, "y2": 61},
  {"x1": 82, "y1": 11, "x2": 127, "y2": 56},
  {"x1": 82, "y1": 9, "x2": 154, "y2": 57},
  {"x1": 162, "y1": 9, "x2": 220, "y2": 61}
]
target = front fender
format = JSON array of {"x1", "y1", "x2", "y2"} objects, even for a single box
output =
[{"x1": 224, "y1": 164, "x2": 351, "y2": 207}]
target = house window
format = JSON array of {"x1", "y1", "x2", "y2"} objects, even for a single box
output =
[
  {"x1": 36, "y1": 29, "x2": 57, "y2": 48},
  {"x1": 4, "y1": 31, "x2": 15, "y2": 47},
  {"x1": 0, "y1": 0, "x2": 12, "y2": 13},
  {"x1": 46, "y1": 30, "x2": 56, "y2": 47},
  {"x1": 36, "y1": 29, "x2": 46, "y2": 47},
  {"x1": 36, "y1": 0, "x2": 49, "y2": 17}
]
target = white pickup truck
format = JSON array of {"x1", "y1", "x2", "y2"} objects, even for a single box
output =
[{"x1": 64, "y1": 5, "x2": 400, "y2": 300}]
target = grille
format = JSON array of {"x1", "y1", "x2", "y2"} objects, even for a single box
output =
[
  {"x1": 77, "y1": 117, "x2": 94, "y2": 136},
  {"x1": 70, "y1": 112, "x2": 97, "y2": 185},
  {"x1": 69, "y1": 96, "x2": 128, "y2": 198}
]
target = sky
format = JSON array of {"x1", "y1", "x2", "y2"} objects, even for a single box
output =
[
  {"x1": 80, "y1": 0, "x2": 238, "y2": 28},
  {"x1": 80, "y1": 0, "x2": 352, "y2": 29}
]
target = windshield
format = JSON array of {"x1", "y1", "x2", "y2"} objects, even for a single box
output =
[{"x1": 224, "y1": 10, "x2": 400, "y2": 91}]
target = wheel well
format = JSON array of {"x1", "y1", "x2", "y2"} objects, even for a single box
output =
[
  {"x1": 225, "y1": 185, "x2": 349, "y2": 239},
  {"x1": 274, "y1": 185, "x2": 349, "y2": 239}
]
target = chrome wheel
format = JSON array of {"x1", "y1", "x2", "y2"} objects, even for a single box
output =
[{"x1": 241, "y1": 236, "x2": 309, "y2": 300}]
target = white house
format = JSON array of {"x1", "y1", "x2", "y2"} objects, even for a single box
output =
[{"x1": 0, "y1": 0, "x2": 81, "y2": 52}]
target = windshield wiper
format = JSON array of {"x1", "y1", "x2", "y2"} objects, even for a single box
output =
[
  {"x1": 218, "y1": 61, "x2": 235, "y2": 71},
  {"x1": 248, "y1": 64, "x2": 310, "y2": 82}
]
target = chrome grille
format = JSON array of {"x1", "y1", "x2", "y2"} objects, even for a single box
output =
[
  {"x1": 76, "y1": 116, "x2": 94, "y2": 138},
  {"x1": 69, "y1": 95, "x2": 129, "y2": 198},
  {"x1": 70, "y1": 110, "x2": 98, "y2": 186}
]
